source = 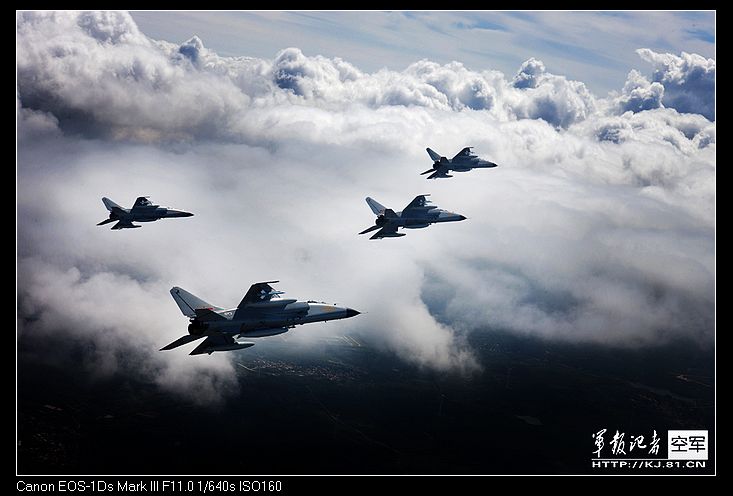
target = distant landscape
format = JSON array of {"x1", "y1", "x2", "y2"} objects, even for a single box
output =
[{"x1": 18, "y1": 329, "x2": 714, "y2": 474}]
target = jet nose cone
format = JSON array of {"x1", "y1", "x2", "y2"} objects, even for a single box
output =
[
  {"x1": 345, "y1": 308, "x2": 361, "y2": 318},
  {"x1": 458, "y1": 215, "x2": 467, "y2": 221},
  {"x1": 169, "y1": 210, "x2": 194, "y2": 217}
]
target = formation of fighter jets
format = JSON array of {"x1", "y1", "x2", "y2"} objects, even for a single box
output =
[
  {"x1": 359, "y1": 147, "x2": 496, "y2": 239},
  {"x1": 100, "y1": 146, "x2": 497, "y2": 354}
]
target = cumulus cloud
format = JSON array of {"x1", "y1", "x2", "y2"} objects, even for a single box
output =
[
  {"x1": 17, "y1": 96, "x2": 61, "y2": 140},
  {"x1": 16, "y1": 10, "x2": 606, "y2": 138},
  {"x1": 616, "y1": 69, "x2": 665, "y2": 114},
  {"x1": 17, "y1": 11, "x2": 715, "y2": 401},
  {"x1": 636, "y1": 48, "x2": 715, "y2": 121},
  {"x1": 512, "y1": 58, "x2": 545, "y2": 89}
]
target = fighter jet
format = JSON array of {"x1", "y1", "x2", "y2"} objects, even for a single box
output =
[
  {"x1": 97, "y1": 196, "x2": 193, "y2": 230},
  {"x1": 421, "y1": 147, "x2": 498, "y2": 179},
  {"x1": 358, "y1": 195, "x2": 466, "y2": 239},
  {"x1": 161, "y1": 282, "x2": 360, "y2": 355}
]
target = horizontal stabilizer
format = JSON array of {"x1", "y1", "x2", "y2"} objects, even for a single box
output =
[
  {"x1": 420, "y1": 168, "x2": 435, "y2": 175},
  {"x1": 368, "y1": 223, "x2": 401, "y2": 239},
  {"x1": 359, "y1": 224, "x2": 382, "y2": 235},
  {"x1": 97, "y1": 218, "x2": 116, "y2": 226},
  {"x1": 160, "y1": 334, "x2": 205, "y2": 351}
]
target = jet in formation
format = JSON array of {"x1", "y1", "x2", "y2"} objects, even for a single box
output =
[
  {"x1": 161, "y1": 282, "x2": 360, "y2": 355},
  {"x1": 358, "y1": 195, "x2": 466, "y2": 239},
  {"x1": 421, "y1": 147, "x2": 498, "y2": 179},
  {"x1": 97, "y1": 196, "x2": 193, "y2": 230}
]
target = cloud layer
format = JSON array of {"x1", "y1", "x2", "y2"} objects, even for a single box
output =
[{"x1": 17, "y1": 11, "x2": 715, "y2": 402}]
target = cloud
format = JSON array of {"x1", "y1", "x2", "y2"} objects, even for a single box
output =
[
  {"x1": 17, "y1": 96, "x2": 61, "y2": 141},
  {"x1": 616, "y1": 69, "x2": 664, "y2": 113},
  {"x1": 16, "y1": 11, "x2": 604, "y2": 137},
  {"x1": 509, "y1": 71, "x2": 596, "y2": 128},
  {"x1": 512, "y1": 57, "x2": 545, "y2": 89},
  {"x1": 17, "y1": 11, "x2": 715, "y2": 401},
  {"x1": 17, "y1": 11, "x2": 253, "y2": 142},
  {"x1": 636, "y1": 48, "x2": 716, "y2": 121},
  {"x1": 17, "y1": 256, "x2": 238, "y2": 404}
]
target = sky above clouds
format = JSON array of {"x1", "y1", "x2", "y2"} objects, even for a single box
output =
[
  {"x1": 130, "y1": 10, "x2": 715, "y2": 96},
  {"x1": 17, "y1": 11, "x2": 715, "y2": 403}
]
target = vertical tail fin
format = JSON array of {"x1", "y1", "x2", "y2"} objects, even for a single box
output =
[
  {"x1": 170, "y1": 287, "x2": 221, "y2": 317},
  {"x1": 102, "y1": 197, "x2": 123, "y2": 212},
  {"x1": 426, "y1": 148, "x2": 443, "y2": 162},
  {"x1": 366, "y1": 197, "x2": 387, "y2": 215}
]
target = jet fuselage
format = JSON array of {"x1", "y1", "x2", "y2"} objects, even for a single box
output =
[
  {"x1": 188, "y1": 301, "x2": 358, "y2": 337},
  {"x1": 111, "y1": 206, "x2": 193, "y2": 223},
  {"x1": 396, "y1": 209, "x2": 466, "y2": 228}
]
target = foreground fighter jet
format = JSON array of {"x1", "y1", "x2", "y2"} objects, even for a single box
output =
[
  {"x1": 358, "y1": 195, "x2": 466, "y2": 239},
  {"x1": 97, "y1": 196, "x2": 193, "y2": 230},
  {"x1": 161, "y1": 282, "x2": 360, "y2": 355},
  {"x1": 421, "y1": 147, "x2": 498, "y2": 179}
]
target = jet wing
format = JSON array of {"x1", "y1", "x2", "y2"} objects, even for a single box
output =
[
  {"x1": 132, "y1": 196, "x2": 152, "y2": 208},
  {"x1": 189, "y1": 333, "x2": 255, "y2": 355},
  {"x1": 111, "y1": 220, "x2": 140, "y2": 230},
  {"x1": 452, "y1": 147, "x2": 473, "y2": 160},
  {"x1": 401, "y1": 195, "x2": 435, "y2": 215},
  {"x1": 190, "y1": 334, "x2": 232, "y2": 355},
  {"x1": 238, "y1": 281, "x2": 283, "y2": 306}
]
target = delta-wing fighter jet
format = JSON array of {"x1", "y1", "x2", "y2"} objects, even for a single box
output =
[
  {"x1": 161, "y1": 282, "x2": 360, "y2": 355},
  {"x1": 421, "y1": 147, "x2": 498, "y2": 179},
  {"x1": 358, "y1": 195, "x2": 466, "y2": 239},
  {"x1": 97, "y1": 196, "x2": 193, "y2": 230}
]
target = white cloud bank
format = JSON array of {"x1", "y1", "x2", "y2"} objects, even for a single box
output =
[{"x1": 17, "y1": 11, "x2": 715, "y2": 401}]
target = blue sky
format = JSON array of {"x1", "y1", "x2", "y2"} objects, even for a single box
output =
[{"x1": 130, "y1": 10, "x2": 715, "y2": 97}]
